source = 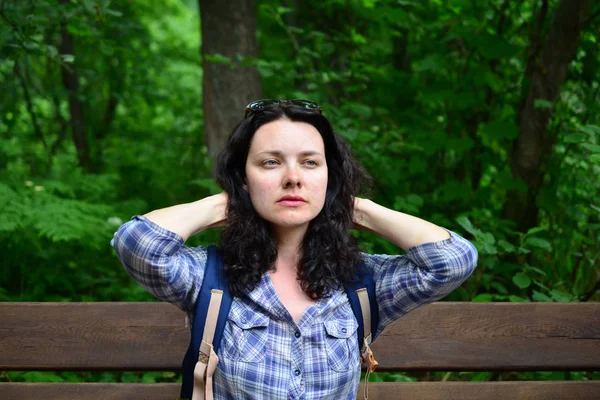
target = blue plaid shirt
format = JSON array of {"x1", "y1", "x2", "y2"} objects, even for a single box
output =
[{"x1": 111, "y1": 215, "x2": 478, "y2": 400}]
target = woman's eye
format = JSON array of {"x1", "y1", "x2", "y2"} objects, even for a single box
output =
[
  {"x1": 304, "y1": 160, "x2": 318, "y2": 167},
  {"x1": 263, "y1": 160, "x2": 278, "y2": 166}
]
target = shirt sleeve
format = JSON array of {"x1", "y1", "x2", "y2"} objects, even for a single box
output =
[
  {"x1": 110, "y1": 215, "x2": 206, "y2": 313},
  {"x1": 362, "y1": 230, "x2": 478, "y2": 338}
]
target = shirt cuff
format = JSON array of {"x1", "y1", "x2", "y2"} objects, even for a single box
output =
[
  {"x1": 405, "y1": 229, "x2": 474, "y2": 266},
  {"x1": 131, "y1": 215, "x2": 185, "y2": 244}
]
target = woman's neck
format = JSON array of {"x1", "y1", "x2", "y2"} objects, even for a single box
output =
[{"x1": 273, "y1": 225, "x2": 307, "y2": 271}]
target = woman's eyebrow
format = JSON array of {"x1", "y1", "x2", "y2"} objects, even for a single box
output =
[{"x1": 255, "y1": 150, "x2": 324, "y2": 158}]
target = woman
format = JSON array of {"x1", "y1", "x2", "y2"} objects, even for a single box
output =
[{"x1": 111, "y1": 99, "x2": 478, "y2": 399}]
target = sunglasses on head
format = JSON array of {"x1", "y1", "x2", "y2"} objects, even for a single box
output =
[{"x1": 244, "y1": 99, "x2": 323, "y2": 118}]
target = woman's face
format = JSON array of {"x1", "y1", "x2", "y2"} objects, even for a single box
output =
[{"x1": 245, "y1": 119, "x2": 328, "y2": 232}]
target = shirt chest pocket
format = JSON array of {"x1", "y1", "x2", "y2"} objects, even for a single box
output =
[
  {"x1": 222, "y1": 310, "x2": 270, "y2": 363},
  {"x1": 323, "y1": 317, "x2": 360, "y2": 372}
]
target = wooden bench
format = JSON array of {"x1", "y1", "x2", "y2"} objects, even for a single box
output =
[{"x1": 1, "y1": 302, "x2": 599, "y2": 399}]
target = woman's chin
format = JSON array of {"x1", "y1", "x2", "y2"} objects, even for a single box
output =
[{"x1": 266, "y1": 216, "x2": 314, "y2": 230}]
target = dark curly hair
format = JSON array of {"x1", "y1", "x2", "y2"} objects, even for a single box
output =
[{"x1": 216, "y1": 102, "x2": 371, "y2": 299}]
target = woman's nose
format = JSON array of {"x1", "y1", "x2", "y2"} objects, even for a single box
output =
[{"x1": 283, "y1": 167, "x2": 302, "y2": 188}]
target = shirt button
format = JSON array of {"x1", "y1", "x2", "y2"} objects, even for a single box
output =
[
  {"x1": 294, "y1": 331, "x2": 301, "y2": 338},
  {"x1": 341, "y1": 328, "x2": 347, "y2": 333},
  {"x1": 294, "y1": 369, "x2": 301, "y2": 376}
]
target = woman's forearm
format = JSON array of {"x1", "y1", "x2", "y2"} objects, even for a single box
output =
[
  {"x1": 354, "y1": 198, "x2": 450, "y2": 251},
  {"x1": 143, "y1": 193, "x2": 228, "y2": 241}
]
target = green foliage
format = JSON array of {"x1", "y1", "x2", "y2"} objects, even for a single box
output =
[
  {"x1": 1, "y1": 0, "x2": 599, "y2": 385},
  {"x1": 0, "y1": 0, "x2": 205, "y2": 301}
]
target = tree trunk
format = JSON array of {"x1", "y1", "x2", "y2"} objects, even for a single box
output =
[
  {"x1": 199, "y1": 0, "x2": 262, "y2": 172},
  {"x1": 503, "y1": 0, "x2": 593, "y2": 232},
  {"x1": 59, "y1": 0, "x2": 90, "y2": 171}
]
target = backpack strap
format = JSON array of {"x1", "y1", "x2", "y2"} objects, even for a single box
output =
[
  {"x1": 180, "y1": 245, "x2": 232, "y2": 400},
  {"x1": 345, "y1": 260, "x2": 380, "y2": 355},
  {"x1": 345, "y1": 260, "x2": 380, "y2": 399}
]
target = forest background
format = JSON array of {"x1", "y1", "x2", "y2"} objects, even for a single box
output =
[{"x1": 1, "y1": 0, "x2": 599, "y2": 386}]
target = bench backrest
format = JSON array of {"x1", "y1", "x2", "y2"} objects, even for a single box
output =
[{"x1": 1, "y1": 302, "x2": 599, "y2": 399}]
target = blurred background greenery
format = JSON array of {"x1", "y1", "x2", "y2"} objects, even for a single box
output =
[{"x1": 1, "y1": 0, "x2": 598, "y2": 385}]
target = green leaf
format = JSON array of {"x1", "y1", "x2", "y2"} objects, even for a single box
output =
[
  {"x1": 471, "y1": 372, "x2": 491, "y2": 381},
  {"x1": 550, "y1": 290, "x2": 572, "y2": 303},
  {"x1": 141, "y1": 372, "x2": 159, "y2": 383},
  {"x1": 60, "y1": 54, "x2": 75, "y2": 63},
  {"x1": 479, "y1": 242, "x2": 498, "y2": 255},
  {"x1": 525, "y1": 265, "x2": 547, "y2": 276},
  {"x1": 509, "y1": 295, "x2": 530, "y2": 302},
  {"x1": 586, "y1": 222, "x2": 600, "y2": 230},
  {"x1": 472, "y1": 293, "x2": 493, "y2": 302},
  {"x1": 47, "y1": 45, "x2": 58, "y2": 58},
  {"x1": 362, "y1": 0, "x2": 378, "y2": 8},
  {"x1": 60, "y1": 371, "x2": 83, "y2": 382},
  {"x1": 22, "y1": 372, "x2": 64, "y2": 382},
  {"x1": 498, "y1": 239, "x2": 515, "y2": 252},
  {"x1": 533, "y1": 280, "x2": 550, "y2": 291},
  {"x1": 525, "y1": 226, "x2": 546, "y2": 236},
  {"x1": 491, "y1": 281, "x2": 508, "y2": 294},
  {"x1": 581, "y1": 143, "x2": 600, "y2": 153},
  {"x1": 590, "y1": 154, "x2": 600, "y2": 163},
  {"x1": 564, "y1": 133, "x2": 586, "y2": 143},
  {"x1": 406, "y1": 194, "x2": 424, "y2": 207},
  {"x1": 513, "y1": 272, "x2": 531, "y2": 289},
  {"x1": 414, "y1": 54, "x2": 445, "y2": 72},
  {"x1": 517, "y1": 247, "x2": 531, "y2": 254},
  {"x1": 369, "y1": 372, "x2": 384, "y2": 382},
  {"x1": 581, "y1": 124, "x2": 600, "y2": 136},
  {"x1": 474, "y1": 231, "x2": 497, "y2": 254},
  {"x1": 350, "y1": 28, "x2": 367, "y2": 45},
  {"x1": 276, "y1": 6, "x2": 294, "y2": 14},
  {"x1": 105, "y1": 9, "x2": 124, "y2": 17},
  {"x1": 532, "y1": 290, "x2": 552, "y2": 302},
  {"x1": 344, "y1": 102, "x2": 373, "y2": 118},
  {"x1": 480, "y1": 232, "x2": 496, "y2": 245},
  {"x1": 121, "y1": 372, "x2": 139, "y2": 383},
  {"x1": 456, "y1": 216, "x2": 478, "y2": 236},
  {"x1": 524, "y1": 237, "x2": 552, "y2": 251}
]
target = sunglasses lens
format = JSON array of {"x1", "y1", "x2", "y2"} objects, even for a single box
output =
[
  {"x1": 244, "y1": 99, "x2": 322, "y2": 117},
  {"x1": 245, "y1": 100, "x2": 275, "y2": 117},
  {"x1": 290, "y1": 99, "x2": 322, "y2": 112},
  {"x1": 247, "y1": 100, "x2": 277, "y2": 110}
]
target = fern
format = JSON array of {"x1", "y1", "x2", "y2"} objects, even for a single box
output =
[
  {"x1": 0, "y1": 183, "x2": 30, "y2": 232},
  {"x1": 0, "y1": 178, "x2": 116, "y2": 248}
]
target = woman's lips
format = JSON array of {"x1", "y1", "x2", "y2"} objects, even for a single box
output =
[{"x1": 277, "y1": 200, "x2": 306, "y2": 207}]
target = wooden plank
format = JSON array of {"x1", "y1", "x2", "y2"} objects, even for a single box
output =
[
  {"x1": 1, "y1": 381, "x2": 599, "y2": 400},
  {"x1": 372, "y1": 301, "x2": 600, "y2": 371},
  {"x1": 1, "y1": 302, "x2": 598, "y2": 370},
  {"x1": 0, "y1": 302, "x2": 188, "y2": 371}
]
